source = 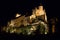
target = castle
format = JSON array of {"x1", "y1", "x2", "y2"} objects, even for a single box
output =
[
  {"x1": 7, "y1": 5, "x2": 47, "y2": 27},
  {"x1": 2, "y1": 5, "x2": 48, "y2": 34}
]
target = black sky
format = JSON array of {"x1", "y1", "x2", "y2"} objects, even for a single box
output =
[{"x1": 0, "y1": 0, "x2": 60, "y2": 26}]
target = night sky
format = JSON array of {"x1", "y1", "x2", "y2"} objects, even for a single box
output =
[{"x1": 0, "y1": 0, "x2": 60, "y2": 26}]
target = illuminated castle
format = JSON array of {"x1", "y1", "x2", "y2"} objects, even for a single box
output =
[
  {"x1": 30, "y1": 5, "x2": 47, "y2": 23},
  {"x1": 8, "y1": 5, "x2": 47, "y2": 27},
  {"x1": 2, "y1": 5, "x2": 48, "y2": 34}
]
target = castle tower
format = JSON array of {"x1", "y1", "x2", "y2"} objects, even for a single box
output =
[{"x1": 34, "y1": 5, "x2": 47, "y2": 22}]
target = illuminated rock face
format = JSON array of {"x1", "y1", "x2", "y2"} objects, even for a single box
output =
[
  {"x1": 8, "y1": 16, "x2": 26, "y2": 27},
  {"x1": 8, "y1": 15, "x2": 30, "y2": 27}
]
